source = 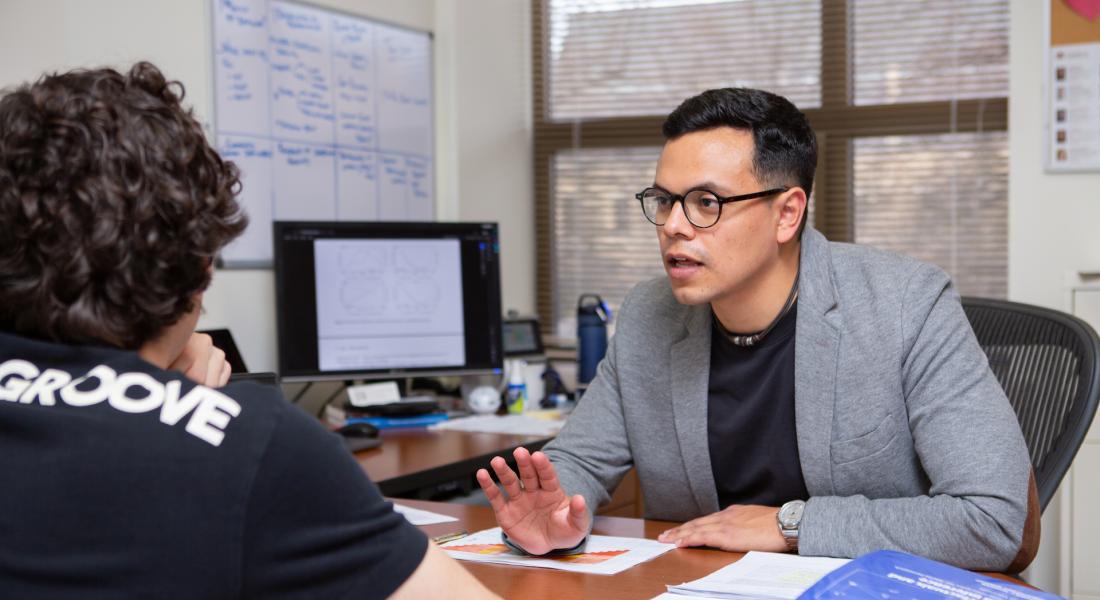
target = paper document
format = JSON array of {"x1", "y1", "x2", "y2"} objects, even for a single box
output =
[
  {"x1": 665, "y1": 551, "x2": 849, "y2": 600},
  {"x1": 441, "y1": 527, "x2": 675, "y2": 575},
  {"x1": 430, "y1": 414, "x2": 565, "y2": 436},
  {"x1": 392, "y1": 503, "x2": 459, "y2": 526}
]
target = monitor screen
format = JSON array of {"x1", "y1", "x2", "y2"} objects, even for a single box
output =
[{"x1": 274, "y1": 221, "x2": 504, "y2": 382}]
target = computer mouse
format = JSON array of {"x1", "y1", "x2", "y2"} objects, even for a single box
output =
[{"x1": 336, "y1": 422, "x2": 379, "y2": 439}]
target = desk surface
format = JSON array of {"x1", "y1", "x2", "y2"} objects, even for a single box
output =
[
  {"x1": 354, "y1": 429, "x2": 551, "y2": 497},
  {"x1": 395, "y1": 499, "x2": 1030, "y2": 600}
]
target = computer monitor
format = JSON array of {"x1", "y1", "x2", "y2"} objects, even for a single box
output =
[
  {"x1": 273, "y1": 221, "x2": 504, "y2": 383},
  {"x1": 502, "y1": 319, "x2": 544, "y2": 357}
]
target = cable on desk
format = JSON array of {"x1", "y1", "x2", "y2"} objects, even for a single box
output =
[
  {"x1": 315, "y1": 381, "x2": 350, "y2": 418},
  {"x1": 289, "y1": 381, "x2": 313, "y2": 405}
]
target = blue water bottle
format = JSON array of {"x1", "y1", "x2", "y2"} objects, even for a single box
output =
[{"x1": 577, "y1": 294, "x2": 611, "y2": 389}]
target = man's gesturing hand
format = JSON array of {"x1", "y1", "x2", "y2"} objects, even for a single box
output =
[
  {"x1": 657, "y1": 504, "x2": 788, "y2": 552},
  {"x1": 475, "y1": 447, "x2": 589, "y2": 556}
]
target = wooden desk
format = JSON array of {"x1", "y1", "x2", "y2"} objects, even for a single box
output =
[
  {"x1": 353, "y1": 429, "x2": 551, "y2": 498},
  {"x1": 352, "y1": 427, "x2": 644, "y2": 516},
  {"x1": 395, "y1": 499, "x2": 1031, "y2": 600}
]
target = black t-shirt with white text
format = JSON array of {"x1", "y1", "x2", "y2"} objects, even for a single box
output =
[
  {"x1": 0, "y1": 332, "x2": 426, "y2": 598},
  {"x1": 707, "y1": 303, "x2": 809, "y2": 508}
]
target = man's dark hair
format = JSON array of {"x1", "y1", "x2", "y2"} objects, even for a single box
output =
[
  {"x1": 662, "y1": 88, "x2": 817, "y2": 237},
  {"x1": 0, "y1": 62, "x2": 247, "y2": 349}
]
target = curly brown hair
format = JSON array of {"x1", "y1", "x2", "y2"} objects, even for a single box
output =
[{"x1": 0, "y1": 61, "x2": 247, "y2": 349}]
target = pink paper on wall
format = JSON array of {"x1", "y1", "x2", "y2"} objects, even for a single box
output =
[{"x1": 1064, "y1": 0, "x2": 1100, "y2": 22}]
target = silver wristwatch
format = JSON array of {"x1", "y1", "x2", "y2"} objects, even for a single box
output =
[{"x1": 777, "y1": 499, "x2": 806, "y2": 551}]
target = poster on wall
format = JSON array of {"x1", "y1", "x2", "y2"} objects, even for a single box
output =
[{"x1": 1045, "y1": 0, "x2": 1100, "y2": 172}]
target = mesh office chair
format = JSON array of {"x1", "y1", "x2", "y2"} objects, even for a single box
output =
[{"x1": 961, "y1": 297, "x2": 1100, "y2": 512}]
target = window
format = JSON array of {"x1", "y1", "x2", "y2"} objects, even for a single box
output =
[
  {"x1": 535, "y1": 0, "x2": 1009, "y2": 337},
  {"x1": 852, "y1": 0, "x2": 1009, "y2": 105},
  {"x1": 853, "y1": 132, "x2": 1009, "y2": 298},
  {"x1": 551, "y1": 147, "x2": 663, "y2": 337},
  {"x1": 848, "y1": 0, "x2": 1009, "y2": 297},
  {"x1": 547, "y1": 0, "x2": 821, "y2": 120}
]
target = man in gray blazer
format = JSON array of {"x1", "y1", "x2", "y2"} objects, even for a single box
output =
[{"x1": 476, "y1": 88, "x2": 1038, "y2": 572}]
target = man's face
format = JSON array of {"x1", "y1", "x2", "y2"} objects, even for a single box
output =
[{"x1": 654, "y1": 126, "x2": 783, "y2": 307}]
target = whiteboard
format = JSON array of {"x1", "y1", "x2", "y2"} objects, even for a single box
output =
[{"x1": 211, "y1": 0, "x2": 434, "y2": 265}]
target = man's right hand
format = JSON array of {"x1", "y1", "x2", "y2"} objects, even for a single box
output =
[
  {"x1": 167, "y1": 332, "x2": 232, "y2": 388},
  {"x1": 475, "y1": 447, "x2": 589, "y2": 556}
]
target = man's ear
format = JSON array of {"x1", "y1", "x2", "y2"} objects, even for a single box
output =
[{"x1": 776, "y1": 188, "x2": 807, "y2": 245}]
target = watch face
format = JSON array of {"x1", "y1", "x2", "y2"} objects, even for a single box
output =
[{"x1": 779, "y1": 501, "x2": 805, "y2": 527}]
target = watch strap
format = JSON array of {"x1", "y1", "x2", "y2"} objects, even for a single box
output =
[
  {"x1": 781, "y1": 528, "x2": 799, "y2": 552},
  {"x1": 501, "y1": 531, "x2": 588, "y2": 556}
]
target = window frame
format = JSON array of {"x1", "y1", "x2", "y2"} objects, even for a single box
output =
[{"x1": 532, "y1": 0, "x2": 1008, "y2": 332}]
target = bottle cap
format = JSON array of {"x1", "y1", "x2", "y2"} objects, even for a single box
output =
[{"x1": 508, "y1": 359, "x2": 527, "y2": 385}]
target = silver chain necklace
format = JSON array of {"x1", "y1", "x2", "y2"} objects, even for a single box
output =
[{"x1": 719, "y1": 269, "x2": 800, "y2": 348}]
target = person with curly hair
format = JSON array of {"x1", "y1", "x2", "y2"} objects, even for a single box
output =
[{"x1": 0, "y1": 62, "x2": 496, "y2": 599}]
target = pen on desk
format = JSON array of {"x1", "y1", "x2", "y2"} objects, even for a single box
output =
[{"x1": 431, "y1": 530, "x2": 469, "y2": 545}]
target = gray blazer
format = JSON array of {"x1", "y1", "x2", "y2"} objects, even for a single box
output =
[{"x1": 543, "y1": 227, "x2": 1036, "y2": 571}]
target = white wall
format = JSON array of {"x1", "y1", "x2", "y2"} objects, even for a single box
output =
[
  {"x1": 437, "y1": 0, "x2": 535, "y2": 318},
  {"x1": 1009, "y1": 0, "x2": 1100, "y2": 593},
  {"x1": 1009, "y1": 0, "x2": 1100, "y2": 310},
  {"x1": 0, "y1": 0, "x2": 534, "y2": 373}
]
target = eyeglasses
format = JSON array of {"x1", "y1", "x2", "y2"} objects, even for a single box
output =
[{"x1": 635, "y1": 186, "x2": 790, "y2": 228}]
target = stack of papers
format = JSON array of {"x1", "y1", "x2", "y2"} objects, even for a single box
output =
[
  {"x1": 662, "y1": 552, "x2": 849, "y2": 600},
  {"x1": 430, "y1": 413, "x2": 566, "y2": 436},
  {"x1": 441, "y1": 527, "x2": 676, "y2": 575}
]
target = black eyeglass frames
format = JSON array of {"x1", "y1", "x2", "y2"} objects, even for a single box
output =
[{"x1": 635, "y1": 186, "x2": 790, "y2": 228}]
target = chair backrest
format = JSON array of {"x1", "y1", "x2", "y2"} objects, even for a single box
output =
[{"x1": 961, "y1": 297, "x2": 1100, "y2": 511}]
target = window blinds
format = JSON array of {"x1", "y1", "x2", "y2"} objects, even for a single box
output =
[
  {"x1": 853, "y1": 132, "x2": 1009, "y2": 298},
  {"x1": 551, "y1": 147, "x2": 664, "y2": 336},
  {"x1": 852, "y1": 0, "x2": 1009, "y2": 105},
  {"x1": 547, "y1": 0, "x2": 821, "y2": 120}
]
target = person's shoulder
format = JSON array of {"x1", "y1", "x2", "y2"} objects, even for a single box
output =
[
  {"x1": 613, "y1": 276, "x2": 699, "y2": 346},
  {"x1": 145, "y1": 367, "x2": 293, "y2": 454},
  {"x1": 828, "y1": 239, "x2": 928, "y2": 277},
  {"x1": 217, "y1": 378, "x2": 291, "y2": 412},
  {"x1": 0, "y1": 332, "x2": 293, "y2": 456},
  {"x1": 801, "y1": 229, "x2": 952, "y2": 323},
  {"x1": 820, "y1": 237, "x2": 950, "y2": 295},
  {"x1": 219, "y1": 378, "x2": 335, "y2": 447},
  {"x1": 620, "y1": 275, "x2": 686, "y2": 323},
  {"x1": 133, "y1": 357, "x2": 290, "y2": 422},
  {"x1": 622, "y1": 276, "x2": 686, "y2": 317}
]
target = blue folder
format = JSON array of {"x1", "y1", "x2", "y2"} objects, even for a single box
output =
[
  {"x1": 799, "y1": 550, "x2": 1062, "y2": 600},
  {"x1": 345, "y1": 413, "x2": 450, "y2": 430}
]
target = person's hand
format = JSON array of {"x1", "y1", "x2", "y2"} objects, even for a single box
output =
[
  {"x1": 167, "y1": 332, "x2": 232, "y2": 388},
  {"x1": 657, "y1": 504, "x2": 788, "y2": 552},
  {"x1": 475, "y1": 447, "x2": 589, "y2": 556}
]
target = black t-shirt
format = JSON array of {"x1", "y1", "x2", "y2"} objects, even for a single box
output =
[
  {"x1": 707, "y1": 303, "x2": 809, "y2": 508},
  {"x1": 0, "y1": 332, "x2": 426, "y2": 598}
]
